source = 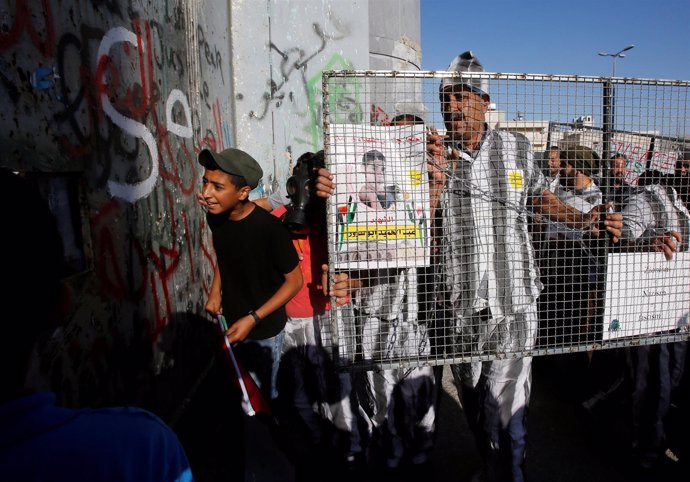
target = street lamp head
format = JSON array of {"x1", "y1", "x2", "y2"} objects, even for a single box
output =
[
  {"x1": 598, "y1": 44, "x2": 634, "y2": 77},
  {"x1": 614, "y1": 44, "x2": 635, "y2": 56}
]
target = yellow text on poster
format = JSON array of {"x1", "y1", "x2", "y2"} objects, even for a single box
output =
[{"x1": 344, "y1": 225, "x2": 420, "y2": 241}]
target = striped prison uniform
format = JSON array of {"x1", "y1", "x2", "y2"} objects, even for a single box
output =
[
  {"x1": 439, "y1": 127, "x2": 547, "y2": 482},
  {"x1": 358, "y1": 267, "x2": 438, "y2": 468}
]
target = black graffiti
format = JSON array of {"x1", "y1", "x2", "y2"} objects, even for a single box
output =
[
  {"x1": 52, "y1": 22, "x2": 152, "y2": 189},
  {"x1": 164, "y1": 0, "x2": 186, "y2": 30},
  {"x1": 249, "y1": 21, "x2": 348, "y2": 120},
  {"x1": 199, "y1": 80, "x2": 211, "y2": 111},
  {"x1": 150, "y1": 20, "x2": 185, "y2": 78},
  {"x1": 54, "y1": 32, "x2": 88, "y2": 142},
  {"x1": 91, "y1": 0, "x2": 124, "y2": 18},
  {"x1": 196, "y1": 25, "x2": 224, "y2": 84},
  {"x1": 53, "y1": 23, "x2": 115, "y2": 191},
  {"x1": 0, "y1": 58, "x2": 20, "y2": 104}
]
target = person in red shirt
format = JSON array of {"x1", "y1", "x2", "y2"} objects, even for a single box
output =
[{"x1": 274, "y1": 151, "x2": 366, "y2": 480}]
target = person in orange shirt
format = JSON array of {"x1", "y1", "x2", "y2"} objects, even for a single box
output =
[{"x1": 274, "y1": 151, "x2": 366, "y2": 480}]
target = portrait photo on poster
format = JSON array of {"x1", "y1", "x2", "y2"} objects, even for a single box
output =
[{"x1": 328, "y1": 124, "x2": 430, "y2": 270}]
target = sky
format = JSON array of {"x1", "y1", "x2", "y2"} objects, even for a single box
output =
[{"x1": 420, "y1": 0, "x2": 690, "y2": 80}]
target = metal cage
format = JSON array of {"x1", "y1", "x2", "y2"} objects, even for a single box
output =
[{"x1": 322, "y1": 70, "x2": 690, "y2": 370}]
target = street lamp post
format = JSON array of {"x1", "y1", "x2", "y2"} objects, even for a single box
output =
[
  {"x1": 598, "y1": 44, "x2": 635, "y2": 77},
  {"x1": 598, "y1": 45, "x2": 633, "y2": 162}
]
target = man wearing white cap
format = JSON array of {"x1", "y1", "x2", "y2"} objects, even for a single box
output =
[{"x1": 427, "y1": 51, "x2": 623, "y2": 481}]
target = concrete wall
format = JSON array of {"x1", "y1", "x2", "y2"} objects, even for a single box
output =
[
  {"x1": 369, "y1": 0, "x2": 421, "y2": 71},
  {"x1": 0, "y1": 0, "x2": 418, "y2": 420},
  {"x1": 1, "y1": 0, "x2": 231, "y2": 418},
  {"x1": 368, "y1": 0, "x2": 423, "y2": 125},
  {"x1": 230, "y1": 0, "x2": 370, "y2": 197}
]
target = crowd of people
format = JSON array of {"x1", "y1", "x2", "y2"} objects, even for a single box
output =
[
  {"x1": 198, "y1": 50, "x2": 687, "y2": 482},
  {"x1": 2, "y1": 48, "x2": 688, "y2": 482},
  {"x1": 535, "y1": 144, "x2": 690, "y2": 477}
]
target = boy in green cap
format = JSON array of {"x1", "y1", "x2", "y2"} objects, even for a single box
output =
[{"x1": 199, "y1": 147, "x2": 303, "y2": 404}]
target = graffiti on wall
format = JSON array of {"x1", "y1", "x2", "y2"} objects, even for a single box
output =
[
  {"x1": 0, "y1": 0, "x2": 229, "y2": 413},
  {"x1": 240, "y1": 9, "x2": 364, "y2": 190}
]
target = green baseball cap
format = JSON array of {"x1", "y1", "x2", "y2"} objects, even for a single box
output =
[
  {"x1": 561, "y1": 145, "x2": 600, "y2": 178},
  {"x1": 198, "y1": 148, "x2": 263, "y2": 189}
]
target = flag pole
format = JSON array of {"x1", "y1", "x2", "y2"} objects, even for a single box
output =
[{"x1": 218, "y1": 315, "x2": 256, "y2": 416}]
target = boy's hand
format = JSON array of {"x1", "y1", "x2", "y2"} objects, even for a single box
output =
[
  {"x1": 205, "y1": 293, "x2": 222, "y2": 317},
  {"x1": 225, "y1": 315, "x2": 255, "y2": 344},
  {"x1": 197, "y1": 192, "x2": 209, "y2": 208}
]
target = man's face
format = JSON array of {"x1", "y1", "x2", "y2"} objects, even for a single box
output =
[
  {"x1": 443, "y1": 87, "x2": 489, "y2": 144},
  {"x1": 560, "y1": 162, "x2": 577, "y2": 187},
  {"x1": 363, "y1": 158, "x2": 386, "y2": 185},
  {"x1": 680, "y1": 160, "x2": 690, "y2": 177},
  {"x1": 201, "y1": 169, "x2": 248, "y2": 215},
  {"x1": 548, "y1": 150, "x2": 560, "y2": 177},
  {"x1": 390, "y1": 115, "x2": 421, "y2": 127},
  {"x1": 610, "y1": 156, "x2": 628, "y2": 186}
]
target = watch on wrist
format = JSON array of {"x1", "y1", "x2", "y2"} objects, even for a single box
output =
[{"x1": 248, "y1": 310, "x2": 262, "y2": 325}]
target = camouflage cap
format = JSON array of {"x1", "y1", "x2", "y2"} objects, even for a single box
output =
[
  {"x1": 199, "y1": 148, "x2": 263, "y2": 189},
  {"x1": 561, "y1": 145, "x2": 600, "y2": 178}
]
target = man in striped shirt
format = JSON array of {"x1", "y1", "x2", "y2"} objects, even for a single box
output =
[{"x1": 426, "y1": 51, "x2": 622, "y2": 482}]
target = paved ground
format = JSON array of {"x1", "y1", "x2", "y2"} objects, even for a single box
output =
[{"x1": 176, "y1": 352, "x2": 688, "y2": 481}]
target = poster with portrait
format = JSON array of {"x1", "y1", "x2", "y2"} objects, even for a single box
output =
[
  {"x1": 602, "y1": 252, "x2": 690, "y2": 340},
  {"x1": 327, "y1": 124, "x2": 430, "y2": 270}
]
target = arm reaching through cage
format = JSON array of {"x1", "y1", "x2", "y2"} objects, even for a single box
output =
[
  {"x1": 617, "y1": 186, "x2": 683, "y2": 260},
  {"x1": 533, "y1": 192, "x2": 623, "y2": 242}
]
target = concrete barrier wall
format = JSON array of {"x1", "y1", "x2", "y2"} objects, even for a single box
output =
[
  {"x1": 229, "y1": 0, "x2": 370, "y2": 198},
  {"x1": 0, "y1": 0, "x2": 232, "y2": 417},
  {"x1": 0, "y1": 0, "x2": 418, "y2": 419}
]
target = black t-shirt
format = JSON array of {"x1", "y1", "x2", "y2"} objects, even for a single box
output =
[{"x1": 208, "y1": 205, "x2": 299, "y2": 340}]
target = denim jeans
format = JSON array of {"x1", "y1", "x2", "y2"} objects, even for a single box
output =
[{"x1": 234, "y1": 330, "x2": 285, "y2": 402}]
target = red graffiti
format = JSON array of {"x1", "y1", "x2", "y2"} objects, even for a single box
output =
[
  {"x1": 148, "y1": 192, "x2": 181, "y2": 279},
  {"x1": 195, "y1": 132, "x2": 219, "y2": 154},
  {"x1": 92, "y1": 201, "x2": 148, "y2": 303},
  {"x1": 147, "y1": 190, "x2": 182, "y2": 341},
  {"x1": 370, "y1": 104, "x2": 390, "y2": 126},
  {"x1": 149, "y1": 270, "x2": 171, "y2": 343},
  {"x1": 199, "y1": 217, "x2": 215, "y2": 296},
  {"x1": 8, "y1": 8, "x2": 221, "y2": 345},
  {"x1": 181, "y1": 210, "x2": 196, "y2": 284},
  {"x1": 154, "y1": 105, "x2": 197, "y2": 196},
  {"x1": 611, "y1": 140, "x2": 650, "y2": 163},
  {"x1": 0, "y1": 0, "x2": 55, "y2": 57},
  {"x1": 213, "y1": 98, "x2": 225, "y2": 151}
]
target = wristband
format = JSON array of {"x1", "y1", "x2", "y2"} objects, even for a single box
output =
[{"x1": 248, "y1": 310, "x2": 262, "y2": 325}]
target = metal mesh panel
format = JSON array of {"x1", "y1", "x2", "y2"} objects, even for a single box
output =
[{"x1": 323, "y1": 71, "x2": 690, "y2": 370}]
